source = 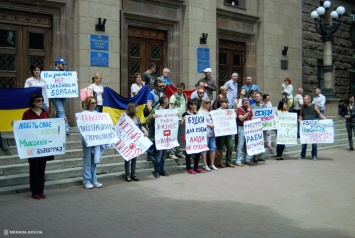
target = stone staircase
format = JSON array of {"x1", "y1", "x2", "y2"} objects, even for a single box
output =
[{"x1": 0, "y1": 117, "x2": 348, "y2": 195}]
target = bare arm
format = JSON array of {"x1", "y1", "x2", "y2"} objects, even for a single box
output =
[
  {"x1": 147, "y1": 101, "x2": 152, "y2": 112},
  {"x1": 314, "y1": 105, "x2": 326, "y2": 120}
]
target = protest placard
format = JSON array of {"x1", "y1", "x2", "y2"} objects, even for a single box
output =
[
  {"x1": 41, "y1": 71, "x2": 78, "y2": 98},
  {"x1": 76, "y1": 112, "x2": 117, "y2": 146},
  {"x1": 154, "y1": 109, "x2": 179, "y2": 150},
  {"x1": 13, "y1": 118, "x2": 66, "y2": 159},
  {"x1": 244, "y1": 118, "x2": 265, "y2": 156},
  {"x1": 185, "y1": 114, "x2": 209, "y2": 154},
  {"x1": 210, "y1": 109, "x2": 237, "y2": 137},
  {"x1": 277, "y1": 112, "x2": 298, "y2": 144},
  {"x1": 252, "y1": 107, "x2": 277, "y2": 130},
  {"x1": 300, "y1": 119, "x2": 334, "y2": 144},
  {"x1": 113, "y1": 114, "x2": 152, "y2": 161}
]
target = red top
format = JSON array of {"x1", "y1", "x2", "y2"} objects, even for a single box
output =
[
  {"x1": 236, "y1": 107, "x2": 253, "y2": 126},
  {"x1": 22, "y1": 108, "x2": 49, "y2": 120}
]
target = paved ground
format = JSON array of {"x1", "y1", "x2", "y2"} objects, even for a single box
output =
[{"x1": 0, "y1": 147, "x2": 355, "y2": 238}]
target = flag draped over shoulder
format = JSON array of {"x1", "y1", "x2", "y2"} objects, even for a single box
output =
[
  {"x1": 103, "y1": 86, "x2": 149, "y2": 124},
  {"x1": 166, "y1": 85, "x2": 194, "y2": 100},
  {"x1": 0, "y1": 88, "x2": 42, "y2": 131}
]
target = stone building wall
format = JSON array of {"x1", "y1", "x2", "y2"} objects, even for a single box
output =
[{"x1": 302, "y1": 0, "x2": 355, "y2": 100}]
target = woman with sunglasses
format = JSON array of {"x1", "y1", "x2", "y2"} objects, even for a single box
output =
[
  {"x1": 198, "y1": 98, "x2": 217, "y2": 171},
  {"x1": 81, "y1": 96, "x2": 103, "y2": 189},
  {"x1": 22, "y1": 93, "x2": 51, "y2": 199}
]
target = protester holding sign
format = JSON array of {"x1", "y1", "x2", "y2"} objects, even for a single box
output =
[
  {"x1": 22, "y1": 93, "x2": 51, "y2": 200},
  {"x1": 298, "y1": 95, "x2": 327, "y2": 161},
  {"x1": 81, "y1": 97, "x2": 104, "y2": 189},
  {"x1": 87, "y1": 73, "x2": 104, "y2": 112},
  {"x1": 198, "y1": 98, "x2": 217, "y2": 171},
  {"x1": 146, "y1": 97, "x2": 170, "y2": 178},
  {"x1": 235, "y1": 98, "x2": 255, "y2": 166},
  {"x1": 276, "y1": 100, "x2": 288, "y2": 160},
  {"x1": 121, "y1": 102, "x2": 148, "y2": 181},
  {"x1": 182, "y1": 99, "x2": 205, "y2": 174}
]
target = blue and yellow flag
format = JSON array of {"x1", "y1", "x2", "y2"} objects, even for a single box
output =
[
  {"x1": 103, "y1": 86, "x2": 150, "y2": 125},
  {"x1": 0, "y1": 88, "x2": 42, "y2": 131}
]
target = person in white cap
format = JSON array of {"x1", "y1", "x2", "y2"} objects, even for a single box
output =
[{"x1": 197, "y1": 68, "x2": 217, "y2": 100}]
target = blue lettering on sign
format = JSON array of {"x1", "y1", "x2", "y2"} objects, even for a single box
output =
[{"x1": 255, "y1": 110, "x2": 272, "y2": 117}]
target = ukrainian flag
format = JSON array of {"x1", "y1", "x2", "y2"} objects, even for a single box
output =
[
  {"x1": 103, "y1": 86, "x2": 150, "y2": 124},
  {"x1": 0, "y1": 88, "x2": 42, "y2": 131}
]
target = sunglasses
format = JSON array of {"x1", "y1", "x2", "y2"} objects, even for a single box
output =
[
  {"x1": 35, "y1": 99, "x2": 43, "y2": 102},
  {"x1": 198, "y1": 92, "x2": 204, "y2": 94},
  {"x1": 205, "y1": 101, "x2": 211, "y2": 104},
  {"x1": 91, "y1": 102, "x2": 97, "y2": 105},
  {"x1": 158, "y1": 85, "x2": 164, "y2": 88}
]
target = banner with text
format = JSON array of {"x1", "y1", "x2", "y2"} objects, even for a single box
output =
[
  {"x1": 277, "y1": 112, "x2": 298, "y2": 144},
  {"x1": 252, "y1": 107, "x2": 277, "y2": 130},
  {"x1": 76, "y1": 112, "x2": 117, "y2": 147},
  {"x1": 210, "y1": 109, "x2": 238, "y2": 137},
  {"x1": 155, "y1": 109, "x2": 179, "y2": 150},
  {"x1": 113, "y1": 114, "x2": 152, "y2": 161},
  {"x1": 300, "y1": 119, "x2": 334, "y2": 144},
  {"x1": 13, "y1": 118, "x2": 66, "y2": 159},
  {"x1": 244, "y1": 118, "x2": 265, "y2": 156},
  {"x1": 41, "y1": 71, "x2": 78, "y2": 98},
  {"x1": 185, "y1": 114, "x2": 209, "y2": 154}
]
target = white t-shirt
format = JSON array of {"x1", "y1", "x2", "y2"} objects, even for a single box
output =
[
  {"x1": 88, "y1": 84, "x2": 104, "y2": 106},
  {"x1": 293, "y1": 94, "x2": 304, "y2": 110},
  {"x1": 131, "y1": 83, "x2": 143, "y2": 97},
  {"x1": 24, "y1": 77, "x2": 48, "y2": 104}
]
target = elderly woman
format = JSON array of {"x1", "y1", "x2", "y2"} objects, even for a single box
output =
[
  {"x1": 87, "y1": 73, "x2": 104, "y2": 112},
  {"x1": 22, "y1": 93, "x2": 52, "y2": 199},
  {"x1": 24, "y1": 64, "x2": 48, "y2": 110},
  {"x1": 81, "y1": 96, "x2": 103, "y2": 189},
  {"x1": 282, "y1": 77, "x2": 293, "y2": 108},
  {"x1": 212, "y1": 86, "x2": 228, "y2": 110}
]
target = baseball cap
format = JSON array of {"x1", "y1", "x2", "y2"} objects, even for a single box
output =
[
  {"x1": 55, "y1": 58, "x2": 67, "y2": 65},
  {"x1": 203, "y1": 68, "x2": 212, "y2": 73}
]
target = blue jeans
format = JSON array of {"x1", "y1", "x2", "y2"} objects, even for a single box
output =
[
  {"x1": 81, "y1": 138, "x2": 97, "y2": 185},
  {"x1": 154, "y1": 149, "x2": 166, "y2": 172},
  {"x1": 300, "y1": 144, "x2": 317, "y2": 158},
  {"x1": 235, "y1": 126, "x2": 251, "y2": 164},
  {"x1": 125, "y1": 157, "x2": 137, "y2": 177},
  {"x1": 51, "y1": 98, "x2": 69, "y2": 130}
]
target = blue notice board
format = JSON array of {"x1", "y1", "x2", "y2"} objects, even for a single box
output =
[
  {"x1": 90, "y1": 51, "x2": 109, "y2": 67},
  {"x1": 90, "y1": 35, "x2": 109, "y2": 51},
  {"x1": 197, "y1": 47, "x2": 210, "y2": 73}
]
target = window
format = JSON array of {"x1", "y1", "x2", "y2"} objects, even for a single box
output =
[{"x1": 224, "y1": 0, "x2": 239, "y2": 7}]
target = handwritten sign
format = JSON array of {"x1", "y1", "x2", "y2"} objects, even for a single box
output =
[
  {"x1": 154, "y1": 109, "x2": 179, "y2": 150},
  {"x1": 41, "y1": 71, "x2": 78, "y2": 98},
  {"x1": 185, "y1": 114, "x2": 209, "y2": 154},
  {"x1": 277, "y1": 112, "x2": 298, "y2": 144},
  {"x1": 300, "y1": 119, "x2": 334, "y2": 144},
  {"x1": 76, "y1": 112, "x2": 117, "y2": 146},
  {"x1": 210, "y1": 109, "x2": 238, "y2": 137},
  {"x1": 113, "y1": 114, "x2": 152, "y2": 161},
  {"x1": 13, "y1": 118, "x2": 66, "y2": 159},
  {"x1": 244, "y1": 118, "x2": 265, "y2": 156},
  {"x1": 252, "y1": 107, "x2": 277, "y2": 130}
]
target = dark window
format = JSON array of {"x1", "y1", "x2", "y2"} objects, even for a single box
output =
[
  {"x1": 219, "y1": 53, "x2": 227, "y2": 65},
  {"x1": 317, "y1": 64, "x2": 324, "y2": 90},
  {"x1": 0, "y1": 30, "x2": 15, "y2": 47},
  {"x1": 29, "y1": 33, "x2": 44, "y2": 49},
  {"x1": 224, "y1": 0, "x2": 239, "y2": 7}
]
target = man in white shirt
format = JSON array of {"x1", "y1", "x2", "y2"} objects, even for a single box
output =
[
  {"x1": 312, "y1": 87, "x2": 326, "y2": 115},
  {"x1": 224, "y1": 72, "x2": 239, "y2": 109}
]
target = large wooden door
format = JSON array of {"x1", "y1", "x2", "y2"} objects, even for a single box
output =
[
  {"x1": 0, "y1": 11, "x2": 51, "y2": 88},
  {"x1": 127, "y1": 26, "x2": 166, "y2": 95},
  {"x1": 219, "y1": 40, "x2": 245, "y2": 89}
]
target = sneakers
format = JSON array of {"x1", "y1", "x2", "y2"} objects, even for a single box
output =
[
  {"x1": 203, "y1": 165, "x2": 211, "y2": 171},
  {"x1": 195, "y1": 168, "x2": 205, "y2": 173},
  {"x1": 246, "y1": 161, "x2": 255, "y2": 165},
  {"x1": 349, "y1": 148, "x2": 353, "y2": 152},
  {"x1": 236, "y1": 163, "x2": 243, "y2": 167},
  {"x1": 227, "y1": 164, "x2": 235, "y2": 168},
  {"x1": 168, "y1": 154, "x2": 178, "y2": 159},
  {"x1": 209, "y1": 165, "x2": 218, "y2": 170},
  {"x1": 187, "y1": 169, "x2": 196, "y2": 174},
  {"x1": 92, "y1": 181, "x2": 103, "y2": 188},
  {"x1": 312, "y1": 156, "x2": 317, "y2": 161},
  {"x1": 84, "y1": 183, "x2": 93, "y2": 189}
]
